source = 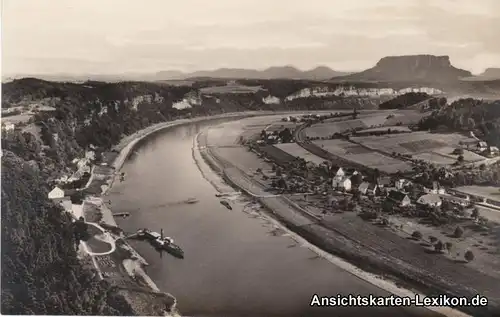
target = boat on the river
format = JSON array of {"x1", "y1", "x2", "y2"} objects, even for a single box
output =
[
  {"x1": 220, "y1": 200, "x2": 232, "y2": 210},
  {"x1": 136, "y1": 228, "x2": 184, "y2": 259},
  {"x1": 186, "y1": 197, "x2": 199, "y2": 204}
]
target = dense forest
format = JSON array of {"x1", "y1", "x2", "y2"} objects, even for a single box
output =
[
  {"x1": 1, "y1": 151, "x2": 134, "y2": 315},
  {"x1": 418, "y1": 98, "x2": 500, "y2": 147},
  {"x1": 378, "y1": 92, "x2": 432, "y2": 109}
]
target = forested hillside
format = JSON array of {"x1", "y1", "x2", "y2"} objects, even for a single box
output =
[
  {"x1": 378, "y1": 92, "x2": 432, "y2": 109},
  {"x1": 418, "y1": 98, "x2": 500, "y2": 147},
  {"x1": 1, "y1": 151, "x2": 133, "y2": 315}
]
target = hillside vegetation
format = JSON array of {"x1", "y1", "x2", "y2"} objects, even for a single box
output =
[
  {"x1": 1, "y1": 151, "x2": 133, "y2": 315},
  {"x1": 418, "y1": 98, "x2": 500, "y2": 147}
]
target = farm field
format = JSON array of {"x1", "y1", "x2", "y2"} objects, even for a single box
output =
[
  {"x1": 313, "y1": 139, "x2": 412, "y2": 173},
  {"x1": 455, "y1": 186, "x2": 500, "y2": 202},
  {"x1": 357, "y1": 126, "x2": 411, "y2": 133},
  {"x1": 305, "y1": 110, "x2": 425, "y2": 139},
  {"x1": 274, "y1": 143, "x2": 325, "y2": 165},
  {"x1": 351, "y1": 131, "x2": 484, "y2": 165}
]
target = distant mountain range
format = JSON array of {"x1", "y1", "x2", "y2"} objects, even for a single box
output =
[
  {"x1": 462, "y1": 68, "x2": 500, "y2": 81},
  {"x1": 3, "y1": 66, "x2": 352, "y2": 83},
  {"x1": 4, "y1": 56, "x2": 499, "y2": 84},
  {"x1": 332, "y1": 55, "x2": 473, "y2": 83}
]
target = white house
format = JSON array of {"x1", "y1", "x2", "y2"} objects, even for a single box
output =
[
  {"x1": 332, "y1": 176, "x2": 352, "y2": 192},
  {"x1": 48, "y1": 186, "x2": 65, "y2": 200},
  {"x1": 477, "y1": 141, "x2": 488, "y2": 152},
  {"x1": 358, "y1": 182, "x2": 378, "y2": 195},
  {"x1": 330, "y1": 166, "x2": 345, "y2": 179},
  {"x1": 1, "y1": 121, "x2": 15, "y2": 131},
  {"x1": 395, "y1": 179, "x2": 412, "y2": 190},
  {"x1": 417, "y1": 194, "x2": 442, "y2": 208},
  {"x1": 489, "y1": 146, "x2": 499, "y2": 156},
  {"x1": 423, "y1": 181, "x2": 446, "y2": 194}
]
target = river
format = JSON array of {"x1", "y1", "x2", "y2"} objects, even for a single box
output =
[{"x1": 109, "y1": 118, "x2": 439, "y2": 317}]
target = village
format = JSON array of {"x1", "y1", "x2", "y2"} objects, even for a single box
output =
[{"x1": 245, "y1": 112, "x2": 500, "y2": 273}]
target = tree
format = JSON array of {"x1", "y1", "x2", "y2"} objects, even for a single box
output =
[
  {"x1": 454, "y1": 226, "x2": 464, "y2": 238},
  {"x1": 429, "y1": 236, "x2": 438, "y2": 244},
  {"x1": 412, "y1": 231, "x2": 423, "y2": 240},
  {"x1": 434, "y1": 240, "x2": 444, "y2": 253},
  {"x1": 445, "y1": 242, "x2": 453, "y2": 253},
  {"x1": 457, "y1": 155, "x2": 465, "y2": 163},
  {"x1": 464, "y1": 250, "x2": 475, "y2": 262},
  {"x1": 471, "y1": 207, "x2": 480, "y2": 219}
]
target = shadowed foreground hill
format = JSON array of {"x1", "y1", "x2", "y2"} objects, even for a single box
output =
[{"x1": 1, "y1": 151, "x2": 134, "y2": 315}]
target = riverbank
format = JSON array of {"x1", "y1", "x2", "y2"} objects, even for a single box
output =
[
  {"x1": 195, "y1": 123, "x2": 496, "y2": 317},
  {"x1": 85, "y1": 112, "x2": 275, "y2": 316}
]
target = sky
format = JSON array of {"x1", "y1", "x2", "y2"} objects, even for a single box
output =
[{"x1": 2, "y1": 0, "x2": 500, "y2": 75}]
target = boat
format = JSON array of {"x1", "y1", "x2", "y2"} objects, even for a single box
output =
[
  {"x1": 186, "y1": 197, "x2": 199, "y2": 204},
  {"x1": 220, "y1": 200, "x2": 232, "y2": 210},
  {"x1": 152, "y1": 237, "x2": 185, "y2": 259},
  {"x1": 136, "y1": 228, "x2": 161, "y2": 241}
]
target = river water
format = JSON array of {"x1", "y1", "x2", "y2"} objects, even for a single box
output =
[{"x1": 109, "y1": 118, "x2": 438, "y2": 317}]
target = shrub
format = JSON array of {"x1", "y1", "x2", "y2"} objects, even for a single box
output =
[
  {"x1": 445, "y1": 242, "x2": 453, "y2": 252},
  {"x1": 454, "y1": 226, "x2": 464, "y2": 238},
  {"x1": 429, "y1": 236, "x2": 438, "y2": 243},
  {"x1": 412, "y1": 231, "x2": 423, "y2": 240},
  {"x1": 434, "y1": 240, "x2": 444, "y2": 252},
  {"x1": 464, "y1": 250, "x2": 475, "y2": 262}
]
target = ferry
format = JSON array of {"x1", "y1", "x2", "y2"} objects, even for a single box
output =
[
  {"x1": 136, "y1": 228, "x2": 184, "y2": 259},
  {"x1": 220, "y1": 200, "x2": 232, "y2": 210},
  {"x1": 186, "y1": 197, "x2": 199, "y2": 204}
]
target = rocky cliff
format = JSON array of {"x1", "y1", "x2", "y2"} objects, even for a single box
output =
[{"x1": 336, "y1": 55, "x2": 472, "y2": 83}]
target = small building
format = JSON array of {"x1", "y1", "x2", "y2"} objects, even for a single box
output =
[
  {"x1": 488, "y1": 146, "x2": 499, "y2": 156},
  {"x1": 330, "y1": 166, "x2": 345, "y2": 179},
  {"x1": 387, "y1": 190, "x2": 411, "y2": 207},
  {"x1": 395, "y1": 178, "x2": 412, "y2": 190},
  {"x1": 1, "y1": 121, "x2": 15, "y2": 132},
  {"x1": 477, "y1": 141, "x2": 488, "y2": 152},
  {"x1": 377, "y1": 176, "x2": 392, "y2": 188},
  {"x1": 423, "y1": 181, "x2": 446, "y2": 194},
  {"x1": 440, "y1": 194, "x2": 470, "y2": 207},
  {"x1": 332, "y1": 176, "x2": 352, "y2": 192},
  {"x1": 358, "y1": 182, "x2": 378, "y2": 195},
  {"x1": 48, "y1": 186, "x2": 65, "y2": 200},
  {"x1": 417, "y1": 194, "x2": 442, "y2": 208},
  {"x1": 344, "y1": 168, "x2": 359, "y2": 177}
]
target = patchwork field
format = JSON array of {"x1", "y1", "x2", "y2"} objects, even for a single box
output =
[
  {"x1": 351, "y1": 131, "x2": 485, "y2": 165},
  {"x1": 274, "y1": 143, "x2": 326, "y2": 165},
  {"x1": 357, "y1": 126, "x2": 411, "y2": 133},
  {"x1": 305, "y1": 120, "x2": 368, "y2": 138},
  {"x1": 313, "y1": 139, "x2": 412, "y2": 173},
  {"x1": 305, "y1": 110, "x2": 425, "y2": 139}
]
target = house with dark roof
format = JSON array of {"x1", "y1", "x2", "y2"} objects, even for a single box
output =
[
  {"x1": 344, "y1": 168, "x2": 359, "y2": 177},
  {"x1": 377, "y1": 176, "x2": 392, "y2": 188},
  {"x1": 358, "y1": 182, "x2": 378, "y2": 195},
  {"x1": 387, "y1": 190, "x2": 411, "y2": 207}
]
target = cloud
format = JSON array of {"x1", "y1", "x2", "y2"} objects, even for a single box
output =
[{"x1": 3, "y1": 0, "x2": 499, "y2": 74}]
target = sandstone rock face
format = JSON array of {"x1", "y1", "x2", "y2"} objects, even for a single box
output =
[{"x1": 338, "y1": 55, "x2": 472, "y2": 83}]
